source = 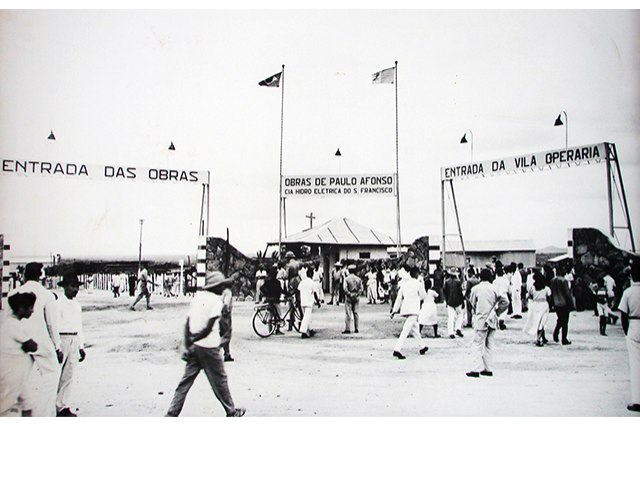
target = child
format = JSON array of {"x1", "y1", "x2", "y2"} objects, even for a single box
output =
[
  {"x1": 419, "y1": 278, "x2": 440, "y2": 338},
  {"x1": 0, "y1": 292, "x2": 39, "y2": 416}
]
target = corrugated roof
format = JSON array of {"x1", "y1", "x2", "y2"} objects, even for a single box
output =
[
  {"x1": 446, "y1": 239, "x2": 536, "y2": 252},
  {"x1": 269, "y1": 217, "x2": 396, "y2": 246}
]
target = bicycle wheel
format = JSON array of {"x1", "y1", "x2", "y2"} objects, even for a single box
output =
[{"x1": 252, "y1": 308, "x2": 276, "y2": 338}]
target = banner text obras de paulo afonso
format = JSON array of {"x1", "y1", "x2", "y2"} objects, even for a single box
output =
[
  {"x1": 1, "y1": 159, "x2": 209, "y2": 185},
  {"x1": 440, "y1": 143, "x2": 608, "y2": 181},
  {"x1": 282, "y1": 174, "x2": 396, "y2": 197}
]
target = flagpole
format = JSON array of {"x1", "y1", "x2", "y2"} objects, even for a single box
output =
[
  {"x1": 394, "y1": 60, "x2": 401, "y2": 256},
  {"x1": 278, "y1": 64, "x2": 285, "y2": 259}
]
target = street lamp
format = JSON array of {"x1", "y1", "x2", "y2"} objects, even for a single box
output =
[
  {"x1": 460, "y1": 130, "x2": 473, "y2": 163},
  {"x1": 554, "y1": 111, "x2": 568, "y2": 150},
  {"x1": 168, "y1": 141, "x2": 175, "y2": 151},
  {"x1": 48, "y1": 130, "x2": 56, "y2": 140},
  {"x1": 138, "y1": 219, "x2": 144, "y2": 272}
]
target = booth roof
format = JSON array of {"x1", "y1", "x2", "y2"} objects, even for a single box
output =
[
  {"x1": 268, "y1": 217, "x2": 396, "y2": 247},
  {"x1": 446, "y1": 239, "x2": 536, "y2": 253}
]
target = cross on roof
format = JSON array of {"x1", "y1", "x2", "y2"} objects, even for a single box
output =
[{"x1": 305, "y1": 212, "x2": 316, "y2": 229}]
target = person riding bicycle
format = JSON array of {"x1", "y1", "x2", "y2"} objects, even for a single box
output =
[{"x1": 260, "y1": 266, "x2": 285, "y2": 335}]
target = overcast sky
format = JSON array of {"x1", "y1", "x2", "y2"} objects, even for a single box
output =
[{"x1": 0, "y1": 9, "x2": 638, "y2": 260}]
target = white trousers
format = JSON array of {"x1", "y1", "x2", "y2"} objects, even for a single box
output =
[
  {"x1": 511, "y1": 287, "x2": 522, "y2": 315},
  {"x1": 22, "y1": 351, "x2": 61, "y2": 416},
  {"x1": 0, "y1": 354, "x2": 34, "y2": 415},
  {"x1": 471, "y1": 325, "x2": 496, "y2": 373},
  {"x1": 394, "y1": 315, "x2": 424, "y2": 352},
  {"x1": 57, "y1": 335, "x2": 80, "y2": 411},
  {"x1": 447, "y1": 305, "x2": 465, "y2": 336},
  {"x1": 300, "y1": 306, "x2": 313, "y2": 334},
  {"x1": 627, "y1": 320, "x2": 640, "y2": 405}
]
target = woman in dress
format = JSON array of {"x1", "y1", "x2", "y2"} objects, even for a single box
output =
[
  {"x1": 523, "y1": 272, "x2": 552, "y2": 346},
  {"x1": 419, "y1": 278, "x2": 440, "y2": 338}
]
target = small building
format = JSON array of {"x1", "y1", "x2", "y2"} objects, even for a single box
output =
[
  {"x1": 267, "y1": 217, "x2": 403, "y2": 290},
  {"x1": 443, "y1": 239, "x2": 536, "y2": 269}
]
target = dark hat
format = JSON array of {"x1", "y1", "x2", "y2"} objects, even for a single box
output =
[
  {"x1": 203, "y1": 271, "x2": 233, "y2": 291},
  {"x1": 58, "y1": 273, "x2": 82, "y2": 287}
]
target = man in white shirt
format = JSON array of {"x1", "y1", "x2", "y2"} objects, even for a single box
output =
[
  {"x1": 617, "y1": 261, "x2": 640, "y2": 413},
  {"x1": 13, "y1": 262, "x2": 63, "y2": 416},
  {"x1": 130, "y1": 263, "x2": 153, "y2": 311},
  {"x1": 509, "y1": 263, "x2": 523, "y2": 319},
  {"x1": 55, "y1": 273, "x2": 86, "y2": 417},
  {"x1": 165, "y1": 271, "x2": 245, "y2": 417},
  {"x1": 299, "y1": 267, "x2": 319, "y2": 338}
]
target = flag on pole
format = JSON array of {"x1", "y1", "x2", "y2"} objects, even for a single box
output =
[
  {"x1": 259, "y1": 72, "x2": 282, "y2": 87},
  {"x1": 371, "y1": 66, "x2": 395, "y2": 84}
]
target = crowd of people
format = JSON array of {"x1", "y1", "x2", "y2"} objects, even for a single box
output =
[
  {"x1": 2, "y1": 252, "x2": 638, "y2": 416},
  {"x1": 1, "y1": 263, "x2": 86, "y2": 417}
]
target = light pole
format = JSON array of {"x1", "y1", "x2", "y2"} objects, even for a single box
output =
[
  {"x1": 554, "y1": 111, "x2": 568, "y2": 150},
  {"x1": 460, "y1": 130, "x2": 473, "y2": 163},
  {"x1": 138, "y1": 219, "x2": 144, "y2": 273}
]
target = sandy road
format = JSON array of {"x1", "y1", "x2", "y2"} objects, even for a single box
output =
[{"x1": 68, "y1": 290, "x2": 634, "y2": 417}]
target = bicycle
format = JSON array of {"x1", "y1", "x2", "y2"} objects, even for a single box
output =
[{"x1": 252, "y1": 297, "x2": 303, "y2": 338}]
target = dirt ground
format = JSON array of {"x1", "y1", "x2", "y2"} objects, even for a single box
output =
[{"x1": 61, "y1": 289, "x2": 636, "y2": 417}]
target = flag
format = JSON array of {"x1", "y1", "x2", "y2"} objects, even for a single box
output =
[
  {"x1": 258, "y1": 72, "x2": 282, "y2": 87},
  {"x1": 372, "y1": 66, "x2": 395, "y2": 84}
]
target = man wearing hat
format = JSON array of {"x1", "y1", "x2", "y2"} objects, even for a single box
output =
[
  {"x1": 444, "y1": 267, "x2": 465, "y2": 339},
  {"x1": 130, "y1": 262, "x2": 154, "y2": 311},
  {"x1": 343, "y1": 264, "x2": 363, "y2": 334},
  {"x1": 13, "y1": 262, "x2": 62, "y2": 416},
  {"x1": 55, "y1": 273, "x2": 86, "y2": 417},
  {"x1": 166, "y1": 271, "x2": 245, "y2": 417},
  {"x1": 329, "y1": 262, "x2": 342, "y2": 305}
]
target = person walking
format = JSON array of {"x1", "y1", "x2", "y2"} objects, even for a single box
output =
[
  {"x1": 523, "y1": 272, "x2": 552, "y2": 347},
  {"x1": 285, "y1": 251, "x2": 302, "y2": 331},
  {"x1": 616, "y1": 261, "x2": 640, "y2": 413},
  {"x1": 466, "y1": 268, "x2": 510, "y2": 378},
  {"x1": 165, "y1": 271, "x2": 245, "y2": 417},
  {"x1": 111, "y1": 273, "x2": 120, "y2": 298},
  {"x1": 493, "y1": 265, "x2": 510, "y2": 330},
  {"x1": 444, "y1": 267, "x2": 465, "y2": 339},
  {"x1": 0, "y1": 292, "x2": 38, "y2": 416},
  {"x1": 433, "y1": 261, "x2": 445, "y2": 303},
  {"x1": 510, "y1": 262, "x2": 523, "y2": 319},
  {"x1": 342, "y1": 265, "x2": 363, "y2": 334},
  {"x1": 55, "y1": 274, "x2": 86, "y2": 417},
  {"x1": 13, "y1": 262, "x2": 62, "y2": 417},
  {"x1": 255, "y1": 265, "x2": 267, "y2": 303},
  {"x1": 550, "y1": 265, "x2": 575, "y2": 345},
  {"x1": 219, "y1": 279, "x2": 234, "y2": 362},
  {"x1": 392, "y1": 267, "x2": 430, "y2": 359},
  {"x1": 464, "y1": 267, "x2": 480, "y2": 328},
  {"x1": 328, "y1": 262, "x2": 342, "y2": 305},
  {"x1": 130, "y1": 263, "x2": 153, "y2": 311},
  {"x1": 419, "y1": 278, "x2": 440, "y2": 337},
  {"x1": 366, "y1": 266, "x2": 378, "y2": 304},
  {"x1": 299, "y1": 267, "x2": 320, "y2": 339}
]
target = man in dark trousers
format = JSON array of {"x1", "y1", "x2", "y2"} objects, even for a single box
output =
[
  {"x1": 444, "y1": 267, "x2": 465, "y2": 338},
  {"x1": 166, "y1": 271, "x2": 245, "y2": 417},
  {"x1": 550, "y1": 265, "x2": 575, "y2": 345}
]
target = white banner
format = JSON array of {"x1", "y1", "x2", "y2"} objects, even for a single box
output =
[
  {"x1": 1, "y1": 159, "x2": 210, "y2": 185},
  {"x1": 282, "y1": 174, "x2": 396, "y2": 198},
  {"x1": 441, "y1": 142, "x2": 608, "y2": 181}
]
